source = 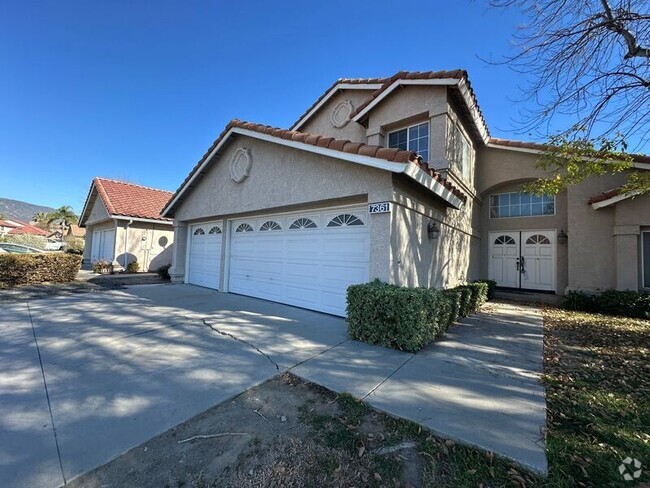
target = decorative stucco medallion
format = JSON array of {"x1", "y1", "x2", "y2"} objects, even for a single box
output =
[
  {"x1": 330, "y1": 100, "x2": 353, "y2": 128},
  {"x1": 229, "y1": 147, "x2": 252, "y2": 183}
]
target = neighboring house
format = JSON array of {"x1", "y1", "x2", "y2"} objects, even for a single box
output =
[
  {"x1": 161, "y1": 69, "x2": 650, "y2": 317},
  {"x1": 79, "y1": 178, "x2": 175, "y2": 271},
  {"x1": 1, "y1": 219, "x2": 49, "y2": 236}
]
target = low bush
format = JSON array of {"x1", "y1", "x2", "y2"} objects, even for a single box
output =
[
  {"x1": 473, "y1": 279, "x2": 496, "y2": 300},
  {"x1": 564, "y1": 289, "x2": 650, "y2": 319},
  {"x1": 346, "y1": 280, "x2": 491, "y2": 353},
  {"x1": 1, "y1": 234, "x2": 48, "y2": 250},
  {"x1": 156, "y1": 264, "x2": 171, "y2": 280},
  {"x1": 125, "y1": 261, "x2": 140, "y2": 273},
  {"x1": 0, "y1": 253, "x2": 82, "y2": 286},
  {"x1": 92, "y1": 259, "x2": 114, "y2": 274},
  {"x1": 347, "y1": 280, "x2": 441, "y2": 352}
]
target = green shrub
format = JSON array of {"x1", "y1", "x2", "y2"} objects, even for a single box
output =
[
  {"x1": 455, "y1": 286, "x2": 473, "y2": 318},
  {"x1": 346, "y1": 280, "x2": 442, "y2": 352},
  {"x1": 156, "y1": 264, "x2": 171, "y2": 280},
  {"x1": 596, "y1": 289, "x2": 650, "y2": 319},
  {"x1": 0, "y1": 253, "x2": 81, "y2": 286},
  {"x1": 1, "y1": 234, "x2": 48, "y2": 250},
  {"x1": 562, "y1": 291, "x2": 596, "y2": 311},
  {"x1": 465, "y1": 282, "x2": 489, "y2": 310},
  {"x1": 562, "y1": 289, "x2": 649, "y2": 319},
  {"x1": 125, "y1": 261, "x2": 140, "y2": 273},
  {"x1": 473, "y1": 279, "x2": 497, "y2": 300},
  {"x1": 441, "y1": 289, "x2": 462, "y2": 329}
]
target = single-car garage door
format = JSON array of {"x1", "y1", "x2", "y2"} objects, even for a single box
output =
[
  {"x1": 188, "y1": 222, "x2": 223, "y2": 289},
  {"x1": 228, "y1": 207, "x2": 370, "y2": 316}
]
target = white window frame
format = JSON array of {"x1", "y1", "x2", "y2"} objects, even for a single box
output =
[
  {"x1": 450, "y1": 121, "x2": 473, "y2": 183},
  {"x1": 387, "y1": 121, "x2": 429, "y2": 161},
  {"x1": 489, "y1": 192, "x2": 556, "y2": 219}
]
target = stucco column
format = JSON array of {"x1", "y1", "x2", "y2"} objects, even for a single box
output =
[
  {"x1": 170, "y1": 221, "x2": 188, "y2": 284},
  {"x1": 366, "y1": 127, "x2": 384, "y2": 147},
  {"x1": 614, "y1": 225, "x2": 639, "y2": 291}
]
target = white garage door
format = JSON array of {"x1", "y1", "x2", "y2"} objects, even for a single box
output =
[
  {"x1": 187, "y1": 222, "x2": 223, "y2": 289},
  {"x1": 228, "y1": 207, "x2": 370, "y2": 316}
]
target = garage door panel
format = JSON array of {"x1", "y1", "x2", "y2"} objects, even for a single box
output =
[
  {"x1": 188, "y1": 222, "x2": 222, "y2": 290},
  {"x1": 228, "y1": 208, "x2": 369, "y2": 316}
]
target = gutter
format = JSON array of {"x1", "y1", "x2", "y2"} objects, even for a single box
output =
[{"x1": 124, "y1": 219, "x2": 133, "y2": 269}]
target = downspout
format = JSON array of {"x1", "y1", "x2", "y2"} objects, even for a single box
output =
[{"x1": 124, "y1": 219, "x2": 133, "y2": 269}]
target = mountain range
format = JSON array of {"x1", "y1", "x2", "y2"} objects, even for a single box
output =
[{"x1": 0, "y1": 198, "x2": 56, "y2": 223}]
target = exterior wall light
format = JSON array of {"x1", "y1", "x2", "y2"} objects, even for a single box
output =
[
  {"x1": 558, "y1": 229, "x2": 568, "y2": 244},
  {"x1": 427, "y1": 220, "x2": 440, "y2": 240}
]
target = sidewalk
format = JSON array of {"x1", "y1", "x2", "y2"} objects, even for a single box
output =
[{"x1": 291, "y1": 301, "x2": 548, "y2": 473}]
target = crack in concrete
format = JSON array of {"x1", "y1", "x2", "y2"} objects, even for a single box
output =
[
  {"x1": 201, "y1": 319, "x2": 280, "y2": 371},
  {"x1": 361, "y1": 352, "x2": 416, "y2": 401}
]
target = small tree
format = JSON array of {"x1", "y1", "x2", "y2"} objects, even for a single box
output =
[
  {"x1": 524, "y1": 132, "x2": 650, "y2": 196},
  {"x1": 47, "y1": 206, "x2": 79, "y2": 236},
  {"x1": 1, "y1": 234, "x2": 48, "y2": 250}
]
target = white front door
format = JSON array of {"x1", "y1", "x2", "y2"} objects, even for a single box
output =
[
  {"x1": 228, "y1": 206, "x2": 370, "y2": 316},
  {"x1": 187, "y1": 222, "x2": 223, "y2": 289},
  {"x1": 488, "y1": 230, "x2": 555, "y2": 292},
  {"x1": 521, "y1": 231, "x2": 554, "y2": 291},
  {"x1": 488, "y1": 232, "x2": 520, "y2": 288}
]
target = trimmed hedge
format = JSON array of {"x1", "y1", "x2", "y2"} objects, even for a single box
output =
[
  {"x1": 563, "y1": 289, "x2": 650, "y2": 320},
  {"x1": 346, "y1": 280, "x2": 490, "y2": 352},
  {"x1": 0, "y1": 253, "x2": 82, "y2": 286},
  {"x1": 474, "y1": 279, "x2": 497, "y2": 300}
]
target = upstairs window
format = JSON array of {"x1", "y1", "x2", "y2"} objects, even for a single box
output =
[
  {"x1": 450, "y1": 124, "x2": 472, "y2": 182},
  {"x1": 388, "y1": 122, "x2": 429, "y2": 161}
]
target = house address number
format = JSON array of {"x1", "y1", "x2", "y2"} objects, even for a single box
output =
[{"x1": 368, "y1": 202, "x2": 391, "y2": 214}]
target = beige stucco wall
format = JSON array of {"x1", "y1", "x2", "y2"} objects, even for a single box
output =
[
  {"x1": 170, "y1": 135, "x2": 394, "y2": 285},
  {"x1": 84, "y1": 193, "x2": 111, "y2": 226},
  {"x1": 566, "y1": 174, "x2": 650, "y2": 292},
  {"x1": 114, "y1": 221, "x2": 174, "y2": 272},
  {"x1": 298, "y1": 89, "x2": 373, "y2": 142},
  {"x1": 390, "y1": 174, "x2": 479, "y2": 288}
]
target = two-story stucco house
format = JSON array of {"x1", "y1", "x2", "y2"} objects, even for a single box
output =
[{"x1": 161, "y1": 70, "x2": 650, "y2": 317}]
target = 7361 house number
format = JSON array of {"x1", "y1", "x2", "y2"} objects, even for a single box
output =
[{"x1": 368, "y1": 202, "x2": 391, "y2": 214}]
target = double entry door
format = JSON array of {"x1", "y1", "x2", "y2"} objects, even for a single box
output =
[{"x1": 488, "y1": 230, "x2": 555, "y2": 291}]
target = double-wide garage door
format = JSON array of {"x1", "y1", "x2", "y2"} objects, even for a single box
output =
[{"x1": 187, "y1": 207, "x2": 369, "y2": 316}]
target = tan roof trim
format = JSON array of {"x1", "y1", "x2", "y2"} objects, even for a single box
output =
[{"x1": 291, "y1": 80, "x2": 384, "y2": 131}]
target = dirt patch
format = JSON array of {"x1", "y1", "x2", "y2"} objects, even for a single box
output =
[
  {"x1": 66, "y1": 374, "x2": 419, "y2": 488},
  {"x1": 67, "y1": 373, "x2": 539, "y2": 488}
]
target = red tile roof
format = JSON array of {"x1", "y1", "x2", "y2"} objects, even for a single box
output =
[
  {"x1": 164, "y1": 119, "x2": 467, "y2": 215},
  {"x1": 489, "y1": 137, "x2": 650, "y2": 164},
  {"x1": 349, "y1": 70, "x2": 470, "y2": 119},
  {"x1": 8, "y1": 223, "x2": 49, "y2": 236},
  {"x1": 93, "y1": 178, "x2": 173, "y2": 221},
  {"x1": 587, "y1": 188, "x2": 622, "y2": 205},
  {"x1": 291, "y1": 77, "x2": 388, "y2": 129}
]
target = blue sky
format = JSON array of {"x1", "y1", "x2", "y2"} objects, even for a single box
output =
[{"x1": 1, "y1": 1, "x2": 558, "y2": 213}]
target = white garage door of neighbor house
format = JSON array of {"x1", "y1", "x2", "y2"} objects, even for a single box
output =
[
  {"x1": 91, "y1": 229, "x2": 116, "y2": 262},
  {"x1": 188, "y1": 222, "x2": 223, "y2": 289},
  {"x1": 229, "y1": 207, "x2": 370, "y2": 316}
]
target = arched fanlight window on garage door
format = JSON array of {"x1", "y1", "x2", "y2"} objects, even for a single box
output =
[
  {"x1": 327, "y1": 214, "x2": 364, "y2": 227},
  {"x1": 193, "y1": 228, "x2": 205, "y2": 236},
  {"x1": 259, "y1": 221, "x2": 281, "y2": 231},
  {"x1": 289, "y1": 218, "x2": 317, "y2": 229},
  {"x1": 208, "y1": 226, "x2": 222, "y2": 234},
  {"x1": 235, "y1": 223, "x2": 254, "y2": 233}
]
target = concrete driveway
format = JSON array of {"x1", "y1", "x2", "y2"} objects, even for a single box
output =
[{"x1": 1, "y1": 285, "x2": 546, "y2": 487}]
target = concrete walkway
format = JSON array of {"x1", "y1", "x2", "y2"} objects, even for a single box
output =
[{"x1": 1, "y1": 285, "x2": 546, "y2": 488}]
